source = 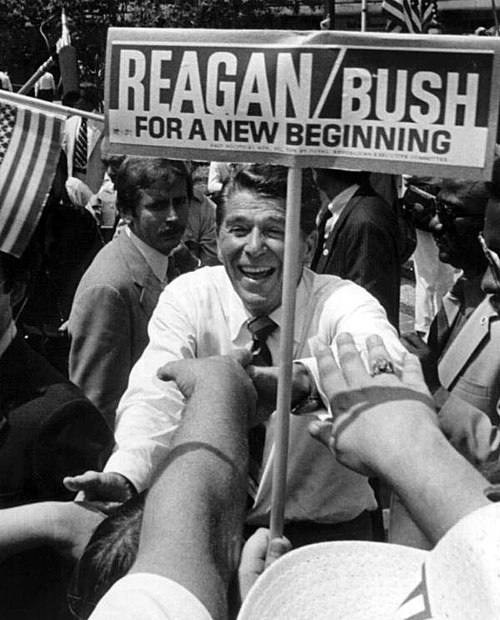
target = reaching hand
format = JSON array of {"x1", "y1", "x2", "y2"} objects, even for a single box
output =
[
  {"x1": 246, "y1": 362, "x2": 313, "y2": 423},
  {"x1": 238, "y1": 528, "x2": 292, "y2": 601},
  {"x1": 308, "y1": 333, "x2": 438, "y2": 478},
  {"x1": 63, "y1": 471, "x2": 135, "y2": 507},
  {"x1": 157, "y1": 349, "x2": 255, "y2": 398}
]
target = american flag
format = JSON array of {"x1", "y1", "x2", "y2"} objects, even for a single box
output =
[
  {"x1": 0, "y1": 96, "x2": 64, "y2": 258},
  {"x1": 382, "y1": 0, "x2": 437, "y2": 33}
]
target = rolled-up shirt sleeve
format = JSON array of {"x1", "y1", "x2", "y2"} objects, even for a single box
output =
[{"x1": 104, "y1": 283, "x2": 198, "y2": 491}]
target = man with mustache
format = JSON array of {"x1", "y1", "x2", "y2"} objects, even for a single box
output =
[{"x1": 68, "y1": 157, "x2": 206, "y2": 428}]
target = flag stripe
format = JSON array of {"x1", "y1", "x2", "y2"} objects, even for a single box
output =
[
  {"x1": 0, "y1": 109, "x2": 31, "y2": 230},
  {"x1": 14, "y1": 118, "x2": 62, "y2": 254},
  {"x1": 382, "y1": 0, "x2": 436, "y2": 33},
  {"x1": 0, "y1": 100, "x2": 63, "y2": 257},
  {"x1": 7, "y1": 114, "x2": 49, "y2": 251},
  {"x1": 0, "y1": 111, "x2": 44, "y2": 250}
]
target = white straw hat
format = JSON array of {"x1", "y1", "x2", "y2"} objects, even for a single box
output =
[{"x1": 238, "y1": 503, "x2": 500, "y2": 620}]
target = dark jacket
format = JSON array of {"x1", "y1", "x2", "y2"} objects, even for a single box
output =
[{"x1": 311, "y1": 187, "x2": 401, "y2": 330}]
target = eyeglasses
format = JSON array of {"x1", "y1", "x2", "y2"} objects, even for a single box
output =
[
  {"x1": 434, "y1": 198, "x2": 484, "y2": 224},
  {"x1": 478, "y1": 232, "x2": 500, "y2": 286}
]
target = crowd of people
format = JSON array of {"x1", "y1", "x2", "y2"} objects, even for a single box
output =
[{"x1": 1, "y1": 72, "x2": 500, "y2": 619}]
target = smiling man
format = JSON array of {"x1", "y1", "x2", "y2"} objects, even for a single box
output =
[
  {"x1": 66, "y1": 164, "x2": 404, "y2": 546},
  {"x1": 68, "y1": 158, "x2": 201, "y2": 428}
]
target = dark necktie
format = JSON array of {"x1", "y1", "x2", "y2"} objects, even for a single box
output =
[
  {"x1": 311, "y1": 207, "x2": 333, "y2": 270},
  {"x1": 247, "y1": 315, "x2": 277, "y2": 367},
  {"x1": 73, "y1": 117, "x2": 88, "y2": 174},
  {"x1": 246, "y1": 316, "x2": 277, "y2": 502}
]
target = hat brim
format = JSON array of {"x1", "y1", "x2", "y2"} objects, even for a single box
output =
[{"x1": 238, "y1": 540, "x2": 426, "y2": 620}]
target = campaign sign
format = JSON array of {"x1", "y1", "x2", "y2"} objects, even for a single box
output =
[{"x1": 105, "y1": 28, "x2": 500, "y2": 178}]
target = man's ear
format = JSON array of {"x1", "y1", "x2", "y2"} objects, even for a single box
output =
[{"x1": 303, "y1": 230, "x2": 318, "y2": 265}]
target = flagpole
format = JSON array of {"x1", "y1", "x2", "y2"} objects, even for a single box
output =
[
  {"x1": 361, "y1": 0, "x2": 367, "y2": 31},
  {"x1": 491, "y1": 0, "x2": 500, "y2": 35},
  {"x1": 0, "y1": 89, "x2": 104, "y2": 123},
  {"x1": 269, "y1": 166, "x2": 302, "y2": 541},
  {"x1": 18, "y1": 54, "x2": 57, "y2": 95}
]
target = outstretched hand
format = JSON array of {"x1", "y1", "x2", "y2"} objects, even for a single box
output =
[
  {"x1": 238, "y1": 528, "x2": 292, "y2": 601},
  {"x1": 63, "y1": 470, "x2": 135, "y2": 509},
  {"x1": 308, "y1": 333, "x2": 438, "y2": 477}
]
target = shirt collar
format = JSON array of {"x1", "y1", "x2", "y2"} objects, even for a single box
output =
[
  {"x1": 126, "y1": 226, "x2": 170, "y2": 285},
  {"x1": 227, "y1": 268, "x2": 309, "y2": 346},
  {"x1": 328, "y1": 183, "x2": 360, "y2": 215}
]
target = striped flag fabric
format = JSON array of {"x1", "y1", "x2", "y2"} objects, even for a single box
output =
[
  {"x1": 382, "y1": 0, "x2": 437, "y2": 33},
  {"x1": 0, "y1": 95, "x2": 65, "y2": 258},
  {"x1": 56, "y1": 7, "x2": 71, "y2": 52}
]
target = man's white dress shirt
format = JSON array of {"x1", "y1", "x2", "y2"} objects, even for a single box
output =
[{"x1": 105, "y1": 266, "x2": 404, "y2": 525}]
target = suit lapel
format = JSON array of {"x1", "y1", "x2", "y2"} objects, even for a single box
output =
[
  {"x1": 117, "y1": 233, "x2": 163, "y2": 318},
  {"x1": 429, "y1": 292, "x2": 462, "y2": 357},
  {"x1": 439, "y1": 297, "x2": 496, "y2": 388},
  {"x1": 314, "y1": 195, "x2": 359, "y2": 272}
]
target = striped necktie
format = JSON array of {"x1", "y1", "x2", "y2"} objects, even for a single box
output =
[
  {"x1": 246, "y1": 316, "x2": 277, "y2": 502},
  {"x1": 73, "y1": 117, "x2": 88, "y2": 174}
]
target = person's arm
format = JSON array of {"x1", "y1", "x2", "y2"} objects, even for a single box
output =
[
  {"x1": 249, "y1": 281, "x2": 405, "y2": 416},
  {"x1": 308, "y1": 333, "x2": 490, "y2": 545},
  {"x1": 65, "y1": 274, "x2": 210, "y2": 500},
  {"x1": 0, "y1": 501, "x2": 105, "y2": 565},
  {"x1": 207, "y1": 162, "x2": 230, "y2": 195},
  {"x1": 400, "y1": 331, "x2": 497, "y2": 464},
  {"x1": 129, "y1": 353, "x2": 256, "y2": 620}
]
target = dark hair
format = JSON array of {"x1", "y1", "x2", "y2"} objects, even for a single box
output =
[
  {"x1": 314, "y1": 167, "x2": 370, "y2": 193},
  {"x1": 68, "y1": 493, "x2": 145, "y2": 619},
  {"x1": 75, "y1": 83, "x2": 101, "y2": 113},
  {"x1": 0, "y1": 234, "x2": 43, "y2": 296},
  {"x1": 218, "y1": 164, "x2": 320, "y2": 236},
  {"x1": 116, "y1": 157, "x2": 193, "y2": 217}
]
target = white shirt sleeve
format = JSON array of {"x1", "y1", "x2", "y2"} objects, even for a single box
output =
[
  {"x1": 299, "y1": 279, "x2": 406, "y2": 413},
  {"x1": 104, "y1": 279, "x2": 197, "y2": 491},
  {"x1": 207, "y1": 162, "x2": 230, "y2": 194},
  {"x1": 89, "y1": 573, "x2": 213, "y2": 620}
]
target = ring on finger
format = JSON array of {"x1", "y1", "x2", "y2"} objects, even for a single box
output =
[{"x1": 370, "y1": 358, "x2": 395, "y2": 376}]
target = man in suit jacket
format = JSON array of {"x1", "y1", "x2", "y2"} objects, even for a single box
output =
[
  {"x1": 68, "y1": 158, "x2": 200, "y2": 428},
  {"x1": 63, "y1": 83, "x2": 105, "y2": 194},
  {"x1": 311, "y1": 168, "x2": 401, "y2": 330},
  {"x1": 400, "y1": 178, "x2": 498, "y2": 461},
  {"x1": 0, "y1": 251, "x2": 112, "y2": 508}
]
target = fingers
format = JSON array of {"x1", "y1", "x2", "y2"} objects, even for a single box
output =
[
  {"x1": 366, "y1": 334, "x2": 395, "y2": 378},
  {"x1": 226, "y1": 348, "x2": 252, "y2": 368},
  {"x1": 335, "y1": 333, "x2": 367, "y2": 386},
  {"x1": 311, "y1": 337, "x2": 347, "y2": 400},
  {"x1": 156, "y1": 361, "x2": 178, "y2": 382},
  {"x1": 400, "y1": 352, "x2": 430, "y2": 395},
  {"x1": 265, "y1": 535, "x2": 292, "y2": 569},
  {"x1": 308, "y1": 418, "x2": 335, "y2": 450},
  {"x1": 63, "y1": 471, "x2": 98, "y2": 493}
]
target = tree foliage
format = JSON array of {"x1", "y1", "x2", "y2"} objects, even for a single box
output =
[{"x1": 0, "y1": 0, "x2": 290, "y2": 91}]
